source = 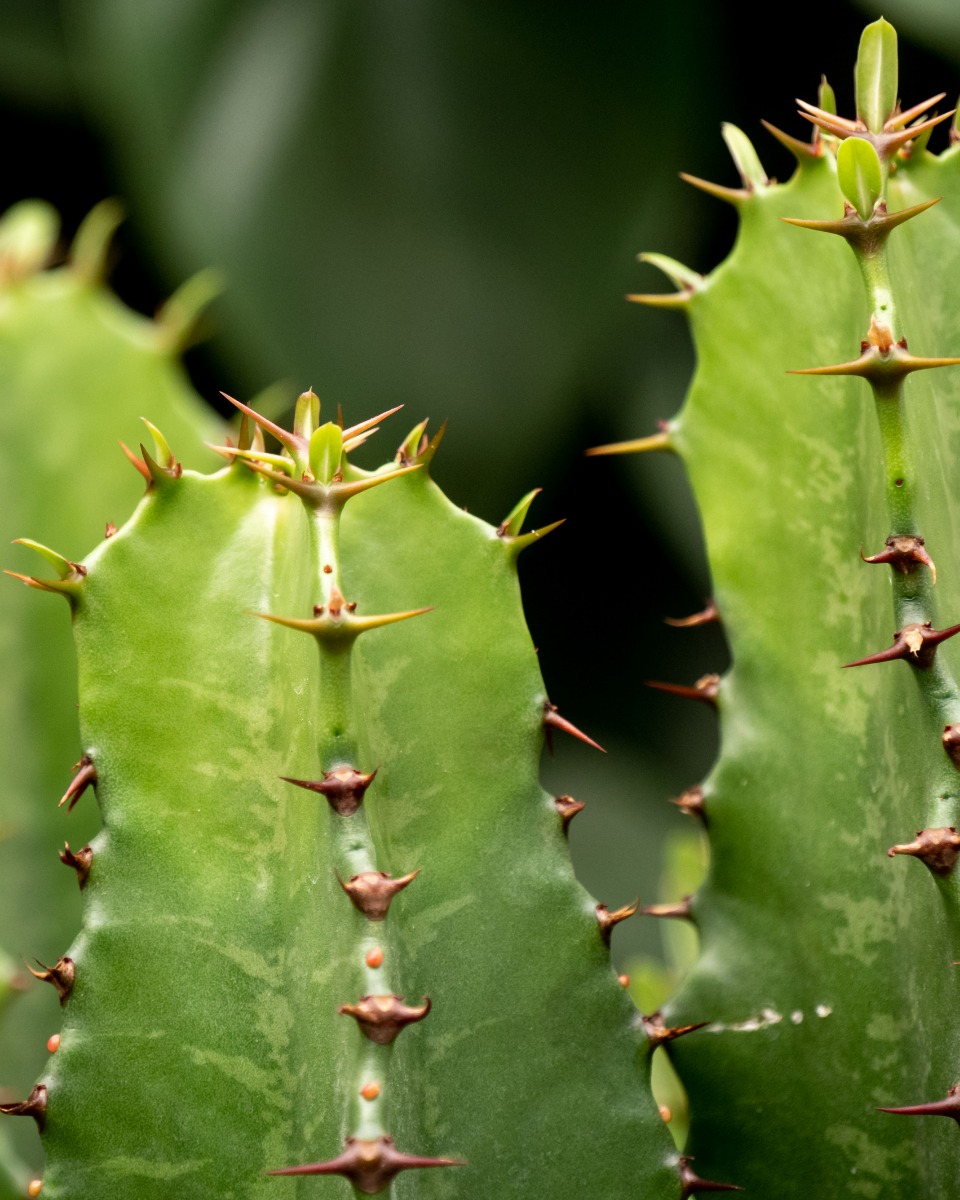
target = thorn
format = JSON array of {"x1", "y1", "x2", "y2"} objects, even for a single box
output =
[
  {"x1": 641, "y1": 1011, "x2": 710, "y2": 1049},
  {"x1": 11, "y1": 539, "x2": 86, "y2": 581},
  {"x1": 139, "y1": 443, "x2": 182, "y2": 487},
  {"x1": 554, "y1": 794, "x2": 585, "y2": 835},
  {"x1": 596, "y1": 900, "x2": 639, "y2": 945},
  {"x1": 761, "y1": 119, "x2": 822, "y2": 161},
  {"x1": 887, "y1": 827, "x2": 960, "y2": 876},
  {"x1": 843, "y1": 621, "x2": 960, "y2": 670},
  {"x1": 645, "y1": 674, "x2": 720, "y2": 708},
  {"x1": 415, "y1": 419, "x2": 446, "y2": 468},
  {"x1": 887, "y1": 93, "x2": 947, "y2": 130},
  {"x1": 26, "y1": 957, "x2": 75, "y2": 1005},
  {"x1": 878, "y1": 1083, "x2": 960, "y2": 1123},
  {"x1": 630, "y1": 252, "x2": 703, "y2": 307},
  {"x1": 338, "y1": 870, "x2": 420, "y2": 921},
  {"x1": 281, "y1": 766, "x2": 377, "y2": 816},
  {"x1": 265, "y1": 1136, "x2": 464, "y2": 1191},
  {"x1": 943, "y1": 724, "x2": 960, "y2": 769},
  {"x1": 542, "y1": 703, "x2": 605, "y2": 754},
  {"x1": 585, "y1": 430, "x2": 672, "y2": 457},
  {"x1": 338, "y1": 995, "x2": 431, "y2": 1045},
  {"x1": 678, "y1": 1155, "x2": 743, "y2": 1196},
  {"x1": 861, "y1": 535, "x2": 936, "y2": 584},
  {"x1": 642, "y1": 896, "x2": 694, "y2": 922},
  {"x1": 790, "y1": 340, "x2": 960, "y2": 385},
  {"x1": 498, "y1": 488, "x2": 542, "y2": 538},
  {"x1": 59, "y1": 754, "x2": 96, "y2": 812},
  {"x1": 504, "y1": 518, "x2": 566, "y2": 555},
  {"x1": 220, "y1": 392, "x2": 301, "y2": 457},
  {"x1": 105, "y1": 522, "x2": 117, "y2": 539},
  {"x1": 395, "y1": 419, "x2": 429, "y2": 465},
  {"x1": 118, "y1": 440, "x2": 151, "y2": 483},
  {"x1": 59, "y1": 842, "x2": 93, "y2": 889},
  {"x1": 0, "y1": 1084, "x2": 47, "y2": 1132},
  {"x1": 341, "y1": 405, "x2": 404, "y2": 444},
  {"x1": 256, "y1": 603, "x2": 431, "y2": 643},
  {"x1": 679, "y1": 172, "x2": 747, "y2": 206},
  {"x1": 671, "y1": 785, "x2": 707, "y2": 825},
  {"x1": 665, "y1": 600, "x2": 719, "y2": 627}
]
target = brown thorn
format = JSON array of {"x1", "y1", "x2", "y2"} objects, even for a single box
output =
[
  {"x1": 542, "y1": 703, "x2": 605, "y2": 754},
  {"x1": 678, "y1": 1155, "x2": 743, "y2": 1196},
  {"x1": 671, "y1": 785, "x2": 707, "y2": 825},
  {"x1": 59, "y1": 842, "x2": 93, "y2": 889},
  {"x1": 761, "y1": 119, "x2": 821, "y2": 160},
  {"x1": 878, "y1": 1084, "x2": 960, "y2": 1123},
  {"x1": 27, "y1": 957, "x2": 75, "y2": 1005},
  {"x1": 943, "y1": 724, "x2": 960, "y2": 770},
  {"x1": 554, "y1": 794, "x2": 585, "y2": 836},
  {"x1": 280, "y1": 766, "x2": 377, "y2": 816},
  {"x1": 861, "y1": 535, "x2": 936, "y2": 584},
  {"x1": 0, "y1": 1084, "x2": 47, "y2": 1132},
  {"x1": 337, "y1": 870, "x2": 420, "y2": 921},
  {"x1": 678, "y1": 172, "x2": 747, "y2": 205},
  {"x1": 104, "y1": 522, "x2": 117, "y2": 539},
  {"x1": 887, "y1": 827, "x2": 960, "y2": 877},
  {"x1": 664, "y1": 600, "x2": 719, "y2": 628},
  {"x1": 886, "y1": 92, "x2": 947, "y2": 130},
  {"x1": 118, "y1": 441, "x2": 151, "y2": 483},
  {"x1": 338, "y1": 995, "x2": 431, "y2": 1045},
  {"x1": 265, "y1": 1136, "x2": 464, "y2": 1191},
  {"x1": 645, "y1": 674, "x2": 720, "y2": 708},
  {"x1": 642, "y1": 896, "x2": 693, "y2": 922},
  {"x1": 596, "y1": 900, "x2": 639, "y2": 946},
  {"x1": 641, "y1": 1011, "x2": 710, "y2": 1049},
  {"x1": 843, "y1": 622, "x2": 960, "y2": 670},
  {"x1": 59, "y1": 755, "x2": 96, "y2": 813}
]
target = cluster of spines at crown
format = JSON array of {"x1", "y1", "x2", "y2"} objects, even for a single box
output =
[{"x1": 590, "y1": 16, "x2": 960, "y2": 1137}]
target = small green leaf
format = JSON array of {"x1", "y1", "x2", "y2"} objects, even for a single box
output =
[
  {"x1": 721, "y1": 123, "x2": 768, "y2": 191},
  {"x1": 837, "y1": 137, "x2": 883, "y2": 219},
  {"x1": 293, "y1": 388, "x2": 320, "y2": 441},
  {"x1": 0, "y1": 200, "x2": 59, "y2": 283},
  {"x1": 309, "y1": 422, "x2": 343, "y2": 483},
  {"x1": 818, "y1": 75, "x2": 837, "y2": 116},
  {"x1": 856, "y1": 18, "x2": 898, "y2": 133}
]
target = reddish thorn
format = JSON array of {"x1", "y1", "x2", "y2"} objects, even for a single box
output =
[
  {"x1": 27, "y1": 956, "x2": 75, "y2": 1005},
  {"x1": 861, "y1": 535, "x2": 936, "y2": 584},
  {"x1": 338, "y1": 995, "x2": 431, "y2": 1045},
  {"x1": 843, "y1": 621, "x2": 960, "y2": 670},
  {"x1": 664, "y1": 600, "x2": 719, "y2": 627},
  {"x1": 59, "y1": 755, "x2": 96, "y2": 812},
  {"x1": 944, "y1": 724, "x2": 960, "y2": 770},
  {"x1": 265, "y1": 1136, "x2": 464, "y2": 1191},
  {"x1": 645, "y1": 674, "x2": 720, "y2": 707},
  {"x1": 338, "y1": 870, "x2": 420, "y2": 921},
  {"x1": 879, "y1": 1084, "x2": 960, "y2": 1123},
  {"x1": 59, "y1": 842, "x2": 93, "y2": 889},
  {"x1": 542, "y1": 703, "x2": 605, "y2": 754},
  {"x1": 678, "y1": 1155, "x2": 743, "y2": 1196},
  {"x1": 280, "y1": 766, "x2": 377, "y2": 816},
  {"x1": 104, "y1": 522, "x2": 117, "y2": 539},
  {"x1": 887, "y1": 827, "x2": 960, "y2": 876},
  {"x1": 118, "y1": 440, "x2": 150, "y2": 482},
  {"x1": 641, "y1": 1011, "x2": 710, "y2": 1048}
]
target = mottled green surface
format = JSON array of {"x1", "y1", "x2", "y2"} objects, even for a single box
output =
[
  {"x1": 36, "y1": 435, "x2": 677, "y2": 1198},
  {"x1": 0, "y1": 204, "x2": 219, "y2": 1171},
  {"x1": 653, "y1": 126, "x2": 960, "y2": 1194}
]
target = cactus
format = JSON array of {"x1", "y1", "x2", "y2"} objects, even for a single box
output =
[
  {"x1": 590, "y1": 17, "x2": 960, "y2": 1197},
  {"x1": 9, "y1": 15, "x2": 960, "y2": 1200}
]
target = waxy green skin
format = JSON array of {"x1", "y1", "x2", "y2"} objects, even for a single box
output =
[
  {"x1": 644, "y1": 79, "x2": 960, "y2": 1197},
  {"x1": 0, "y1": 203, "x2": 219, "y2": 1174},
  {"x1": 34, "y1": 433, "x2": 678, "y2": 1198}
]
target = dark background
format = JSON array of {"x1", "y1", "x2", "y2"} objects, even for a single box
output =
[{"x1": 2, "y1": 0, "x2": 958, "y2": 967}]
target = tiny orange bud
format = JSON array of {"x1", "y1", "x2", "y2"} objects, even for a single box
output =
[
  {"x1": 365, "y1": 947, "x2": 384, "y2": 969},
  {"x1": 658, "y1": 1105, "x2": 672, "y2": 1123},
  {"x1": 46, "y1": 1034, "x2": 60, "y2": 1054},
  {"x1": 28, "y1": 1180, "x2": 43, "y2": 1198},
  {"x1": 618, "y1": 974, "x2": 630, "y2": 988},
  {"x1": 360, "y1": 1081, "x2": 381, "y2": 1101}
]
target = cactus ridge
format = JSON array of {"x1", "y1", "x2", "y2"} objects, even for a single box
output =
[{"x1": 600, "y1": 17, "x2": 960, "y2": 1197}]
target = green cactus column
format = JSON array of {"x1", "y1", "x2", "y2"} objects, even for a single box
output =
[{"x1": 596, "y1": 19, "x2": 960, "y2": 1197}]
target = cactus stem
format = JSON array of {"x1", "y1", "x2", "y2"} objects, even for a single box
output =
[
  {"x1": 542, "y1": 704, "x2": 606, "y2": 754},
  {"x1": 0, "y1": 1084, "x2": 47, "y2": 1132},
  {"x1": 679, "y1": 172, "x2": 747, "y2": 206},
  {"x1": 678, "y1": 1155, "x2": 743, "y2": 1196},
  {"x1": 760, "y1": 119, "x2": 821, "y2": 161},
  {"x1": 842, "y1": 621, "x2": 960, "y2": 669},
  {"x1": 280, "y1": 767, "x2": 377, "y2": 816},
  {"x1": 642, "y1": 897, "x2": 694, "y2": 922},
  {"x1": 26, "y1": 957, "x2": 75, "y2": 1005},
  {"x1": 887, "y1": 827, "x2": 960, "y2": 876},
  {"x1": 596, "y1": 900, "x2": 639, "y2": 945},
  {"x1": 641, "y1": 1012, "x2": 709, "y2": 1048},
  {"x1": 265, "y1": 1135, "x2": 464, "y2": 1191},
  {"x1": 861, "y1": 535, "x2": 937, "y2": 583},
  {"x1": 554, "y1": 794, "x2": 585, "y2": 834},
  {"x1": 338, "y1": 871, "x2": 420, "y2": 921},
  {"x1": 664, "y1": 600, "x2": 719, "y2": 627},
  {"x1": 645, "y1": 674, "x2": 720, "y2": 707},
  {"x1": 878, "y1": 1084, "x2": 960, "y2": 1122},
  {"x1": 59, "y1": 754, "x2": 97, "y2": 812},
  {"x1": 584, "y1": 430, "x2": 673, "y2": 457},
  {"x1": 59, "y1": 755, "x2": 97, "y2": 812},
  {"x1": 59, "y1": 841, "x2": 93, "y2": 888},
  {"x1": 670, "y1": 786, "x2": 707, "y2": 824},
  {"x1": 338, "y1": 995, "x2": 432, "y2": 1045}
]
